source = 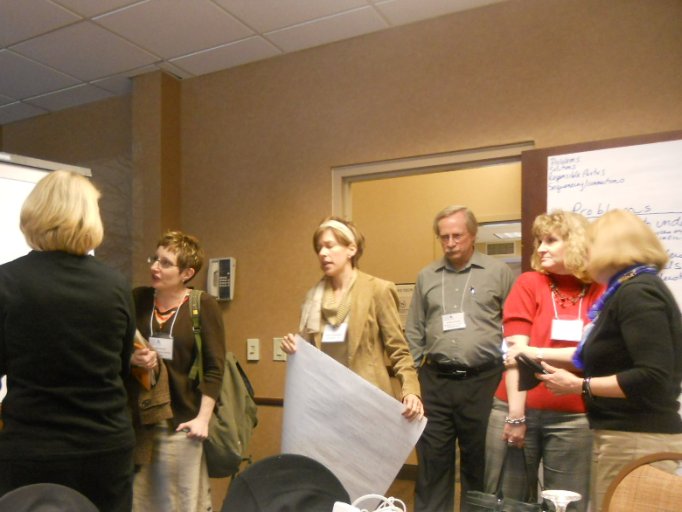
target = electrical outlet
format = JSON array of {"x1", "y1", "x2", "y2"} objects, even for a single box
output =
[
  {"x1": 246, "y1": 338, "x2": 260, "y2": 361},
  {"x1": 273, "y1": 337, "x2": 287, "y2": 361}
]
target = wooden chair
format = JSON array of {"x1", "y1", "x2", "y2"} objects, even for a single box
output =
[{"x1": 602, "y1": 451, "x2": 682, "y2": 512}]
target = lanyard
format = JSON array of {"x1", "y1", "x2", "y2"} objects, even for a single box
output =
[
  {"x1": 441, "y1": 268, "x2": 473, "y2": 314},
  {"x1": 149, "y1": 290, "x2": 188, "y2": 338}
]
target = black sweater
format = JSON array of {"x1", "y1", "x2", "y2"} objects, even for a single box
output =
[
  {"x1": 582, "y1": 272, "x2": 682, "y2": 433},
  {"x1": 0, "y1": 251, "x2": 136, "y2": 458}
]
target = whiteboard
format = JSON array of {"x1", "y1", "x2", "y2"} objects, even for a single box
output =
[
  {"x1": 0, "y1": 164, "x2": 50, "y2": 264},
  {"x1": 546, "y1": 139, "x2": 682, "y2": 305},
  {"x1": 0, "y1": 163, "x2": 49, "y2": 402}
]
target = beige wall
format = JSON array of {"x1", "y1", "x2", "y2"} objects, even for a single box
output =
[
  {"x1": 2, "y1": 0, "x2": 682, "y2": 503},
  {"x1": 352, "y1": 162, "x2": 521, "y2": 284}
]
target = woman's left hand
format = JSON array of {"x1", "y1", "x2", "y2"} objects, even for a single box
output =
[
  {"x1": 537, "y1": 362, "x2": 583, "y2": 396},
  {"x1": 402, "y1": 394, "x2": 425, "y2": 421},
  {"x1": 176, "y1": 416, "x2": 210, "y2": 440}
]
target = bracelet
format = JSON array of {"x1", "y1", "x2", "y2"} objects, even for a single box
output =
[
  {"x1": 504, "y1": 416, "x2": 526, "y2": 425},
  {"x1": 582, "y1": 377, "x2": 593, "y2": 400}
]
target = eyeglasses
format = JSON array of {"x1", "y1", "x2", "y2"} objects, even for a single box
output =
[
  {"x1": 147, "y1": 255, "x2": 178, "y2": 269},
  {"x1": 438, "y1": 233, "x2": 467, "y2": 243}
]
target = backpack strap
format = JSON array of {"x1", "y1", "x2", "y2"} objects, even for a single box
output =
[{"x1": 188, "y1": 289, "x2": 204, "y2": 382}]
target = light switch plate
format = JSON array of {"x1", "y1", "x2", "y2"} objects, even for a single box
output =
[
  {"x1": 247, "y1": 338, "x2": 260, "y2": 361},
  {"x1": 273, "y1": 337, "x2": 287, "y2": 361}
]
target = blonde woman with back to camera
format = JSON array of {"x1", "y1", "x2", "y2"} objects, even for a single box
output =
[
  {"x1": 282, "y1": 216, "x2": 424, "y2": 422},
  {"x1": 536, "y1": 209, "x2": 682, "y2": 511},
  {"x1": 0, "y1": 171, "x2": 136, "y2": 512}
]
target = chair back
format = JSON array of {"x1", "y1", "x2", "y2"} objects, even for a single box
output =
[
  {"x1": 602, "y1": 451, "x2": 682, "y2": 512},
  {"x1": 221, "y1": 453, "x2": 350, "y2": 512},
  {"x1": 0, "y1": 483, "x2": 98, "y2": 511}
]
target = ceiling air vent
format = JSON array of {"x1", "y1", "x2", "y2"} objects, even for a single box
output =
[{"x1": 486, "y1": 242, "x2": 515, "y2": 256}]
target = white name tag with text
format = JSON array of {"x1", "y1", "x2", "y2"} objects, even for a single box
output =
[
  {"x1": 551, "y1": 319, "x2": 583, "y2": 343},
  {"x1": 322, "y1": 322, "x2": 348, "y2": 343},
  {"x1": 149, "y1": 333, "x2": 174, "y2": 360},
  {"x1": 442, "y1": 312, "x2": 466, "y2": 331}
]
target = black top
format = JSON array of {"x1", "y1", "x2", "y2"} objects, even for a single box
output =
[
  {"x1": 0, "y1": 251, "x2": 136, "y2": 458},
  {"x1": 582, "y1": 272, "x2": 682, "y2": 433}
]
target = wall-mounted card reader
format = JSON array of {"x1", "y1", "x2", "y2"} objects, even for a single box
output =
[{"x1": 207, "y1": 257, "x2": 235, "y2": 301}]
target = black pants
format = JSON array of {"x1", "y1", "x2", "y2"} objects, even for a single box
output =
[
  {"x1": 414, "y1": 363, "x2": 502, "y2": 512},
  {"x1": 0, "y1": 447, "x2": 134, "y2": 512}
]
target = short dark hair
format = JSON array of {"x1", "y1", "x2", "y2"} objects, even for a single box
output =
[{"x1": 157, "y1": 231, "x2": 204, "y2": 282}]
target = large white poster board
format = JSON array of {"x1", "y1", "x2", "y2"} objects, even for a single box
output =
[
  {"x1": 282, "y1": 337, "x2": 426, "y2": 506},
  {"x1": 546, "y1": 139, "x2": 682, "y2": 305}
]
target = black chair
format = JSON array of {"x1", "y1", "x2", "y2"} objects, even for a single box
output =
[
  {"x1": 0, "y1": 483, "x2": 98, "y2": 511},
  {"x1": 221, "y1": 453, "x2": 350, "y2": 512}
]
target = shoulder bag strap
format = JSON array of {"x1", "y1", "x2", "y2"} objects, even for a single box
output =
[{"x1": 188, "y1": 289, "x2": 204, "y2": 382}]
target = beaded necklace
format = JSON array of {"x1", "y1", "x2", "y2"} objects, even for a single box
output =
[{"x1": 549, "y1": 279, "x2": 587, "y2": 308}]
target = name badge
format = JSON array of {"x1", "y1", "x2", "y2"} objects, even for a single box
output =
[
  {"x1": 442, "y1": 312, "x2": 466, "y2": 331},
  {"x1": 322, "y1": 322, "x2": 348, "y2": 343},
  {"x1": 149, "y1": 332, "x2": 174, "y2": 360},
  {"x1": 551, "y1": 319, "x2": 584, "y2": 343}
]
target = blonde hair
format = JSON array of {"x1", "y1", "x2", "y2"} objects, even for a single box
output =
[
  {"x1": 312, "y1": 216, "x2": 365, "y2": 268},
  {"x1": 156, "y1": 231, "x2": 204, "y2": 282},
  {"x1": 20, "y1": 170, "x2": 103, "y2": 255},
  {"x1": 588, "y1": 209, "x2": 668, "y2": 278},
  {"x1": 530, "y1": 210, "x2": 592, "y2": 282}
]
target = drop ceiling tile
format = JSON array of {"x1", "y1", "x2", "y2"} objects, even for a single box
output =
[
  {"x1": 24, "y1": 83, "x2": 114, "y2": 111},
  {"x1": 171, "y1": 37, "x2": 280, "y2": 76},
  {"x1": 11, "y1": 21, "x2": 159, "y2": 81},
  {"x1": 374, "y1": 0, "x2": 506, "y2": 26},
  {"x1": 0, "y1": 94, "x2": 16, "y2": 106},
  {"x1": 52, "y1": 0, "x2": 143, "y2": 18},
  {"x1": 0, "y1": 102, "x2": 48, "y2": 125},
  {"x1": 0, "y1": 0, "x2": 81, "y2": 47},
  {"x1": 0, "y1": 50, "x2": 80, "y2": 99},
  {"x1": 214, "y1": 0, "x2": 369, "y2": 33},
  {"x1": 94, "y1": 0, "x2": 254, "y2": 59},
  {"x1": 265, "y1": 7, "x2": 387, "y2": 53},
  {"x1": 155, "y1": 61, "x2": 195, "y2": 80},
  {"x1": 122, "y1": 63, "x2": 159, "y2": 78},
  {"x1": 91, "y1": 75, "x2": 133, "y2": 95}
]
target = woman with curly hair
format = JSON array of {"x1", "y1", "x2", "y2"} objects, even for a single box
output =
[{"x1": 484, "y1": 211, "x2": 604, "y2": 511}]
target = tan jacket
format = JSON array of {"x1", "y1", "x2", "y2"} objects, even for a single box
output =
[{"x1": 300, "y1": 271, "x2": 420, "y2": 400}]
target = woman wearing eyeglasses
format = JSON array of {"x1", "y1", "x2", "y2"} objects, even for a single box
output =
[{"x1": 129, "y1": 231, "x2": 225, "y2": 512}]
